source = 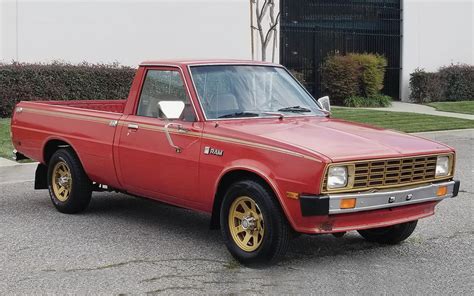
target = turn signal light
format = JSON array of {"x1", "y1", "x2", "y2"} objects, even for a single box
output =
[
  {"x1": 437, "y1": 186, "x2": 448, "y2": 196},
  {"x1": 286, "y1": 192, "x2": 300, "y2": 200},
  {"x1": 340, "y1": 198, "x2": 356, "y2": 209}
]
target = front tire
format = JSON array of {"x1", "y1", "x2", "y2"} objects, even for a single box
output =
[
  {"x1": 358, "y1": 220, "x2": 418, "y2": 244},
  {"x1": 220, "y1": 180, "x2": 291, "y2": 265},
  {"x1": 47, "y1": 149, "x2": 92, "y2": 214}
]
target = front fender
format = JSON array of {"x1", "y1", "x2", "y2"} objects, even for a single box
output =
[{"x1": 213, "y1": 159, "x2": 314, "y2": 231}]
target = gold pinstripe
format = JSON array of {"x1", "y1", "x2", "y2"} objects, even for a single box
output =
[
  {"x1": 119, "y1": 121, "x2": 321, "y2": 162},
  {"x1": 21, "y1": 107, "x2": 112, "y2": 124},
  {"x1": 201, "y1": 133, "x2": 321, "y2": 162},
  {"x1": 20, "y1": 107, "x2": 322, "y2": 163}
]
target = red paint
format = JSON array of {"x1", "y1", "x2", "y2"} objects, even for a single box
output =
[{"x1": 10, "y1": 60, "x2": 455, "y2": 234}]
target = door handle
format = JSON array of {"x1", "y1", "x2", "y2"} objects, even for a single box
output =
[
  {"x1": 127, "y1": 123, "x2": 139, "y2": 130},
  {"x1": 165, "y1": 123, "x2": 188, "y2": 133},
  {"x1": 177, "y1": 125, "x2": 189, "y2": 133}
]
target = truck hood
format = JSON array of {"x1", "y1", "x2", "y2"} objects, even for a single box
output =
[{"x1": 217, "y1": 117, "x2": 452, "y2": 162}]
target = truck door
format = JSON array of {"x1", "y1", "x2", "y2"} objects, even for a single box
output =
[{"x1": 115, "y1": 67, "x2": 203, "y2": 204}]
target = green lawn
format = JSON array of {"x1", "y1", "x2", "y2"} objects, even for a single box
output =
[
  {"x1": 0, "y1": 118, "x2": 13, "y2": 159},
  {"x1": 332, "y1": 108, "x2": 474, "y2": 133},
  {"x1": 427, "y1": 101, "x2": 474, "y2": 115}
]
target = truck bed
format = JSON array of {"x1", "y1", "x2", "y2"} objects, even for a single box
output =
[{"x1": 11, "y1": 99, "x2": 127, "y2": 188}]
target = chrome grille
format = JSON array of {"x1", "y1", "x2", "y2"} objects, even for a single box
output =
[{"x1": 323, "y1": 155, "x2": 440, "y2": 192}]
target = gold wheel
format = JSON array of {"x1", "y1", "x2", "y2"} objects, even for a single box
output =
[
  {"x1": 228, "y1": 196, "x2": 264, "y2": 252},
  {"x1": 51, "y1": 161, "x2": 72, "y2": 202}
]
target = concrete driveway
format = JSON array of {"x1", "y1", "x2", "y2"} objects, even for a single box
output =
[
  {"x1": 361, "y1": 101, "x2": 474, "y2": 120},
  {"x1": 0, "y1": 129, "x2": 472, "y2": 294}
]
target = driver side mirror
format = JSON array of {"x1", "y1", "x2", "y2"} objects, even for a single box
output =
[
  {"x1": 158, "y1": 101, "x2": 185, "y2": 120},
  {"x1": 317, "y1": 96, "x2": 331, "y2": 112}
]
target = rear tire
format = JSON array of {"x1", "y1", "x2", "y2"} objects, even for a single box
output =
[
  {"x1": 47, "y1": 149, "x2": 92, "y2": 214},
  {"x1": 358, "y1": 220, "x2": 418, "y2": 244},
  {"x1": 220, "y1": 180, "x2": 291, "y2": 265}
]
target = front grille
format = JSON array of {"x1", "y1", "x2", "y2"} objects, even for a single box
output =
[{"x1": 323, "y1": 155, "x2": 443, "y2": 192}]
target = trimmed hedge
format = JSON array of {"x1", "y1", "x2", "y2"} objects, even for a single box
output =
[
  {"x1": 0, "y1": 62, "x2": 136, "y2": 117},
  {"x1": 321, "y1": 55, "x2": 359, "y2": 105},
  {"x1": 439, "y1": 64, "x2": 474, "y2": 101},
  {"x1": 321, "y1": 53, "x2": 388, "y2": 106},
  {"x1": 409, "y1": 64, "x2": 474, "y2": 103},
  {"x1": 349, "y1": 53, "x2": 387, "y2": 98},
  {"x1": 409, "y1": 69, "x2": 443, "y2": 103}
]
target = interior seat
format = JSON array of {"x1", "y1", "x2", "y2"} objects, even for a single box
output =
[{"x1": 208, "y1": 93, "x2": 239, "y2": 116}]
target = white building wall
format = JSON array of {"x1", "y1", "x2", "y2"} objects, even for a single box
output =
[
  {"x1": 0, "y1": 0, "x2": 274, "y2": 66},
  {"x1": 401, "y1": 0, "x2": 473, "y2": 101},
  {"x1": 1, "y1": 0, "x2": 18, "y2": 62},
  {"x1": 2, "y1": 0, "x2": 472, "y2": 101}
]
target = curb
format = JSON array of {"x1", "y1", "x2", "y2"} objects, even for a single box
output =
[
  {"x1": 0, "y1": 158, "x2": 37, "y2": 167},
  {"x1": 0, "y1": 162, "x2": 37, "y2": 185},
  {"x1": 412, "y1": 128, "x2": 474, "y2": 135},
  {"x1": 0, "y1": 157, "x2": 19, "y2": 167},
  {"x1": 357, "y1": 103, "x2": 474, "y2": 121}
]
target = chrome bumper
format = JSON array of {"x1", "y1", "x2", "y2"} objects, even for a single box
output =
[
  {"x1": 328, "y1": 181, "x2": 458, "y2": 214},
  {"x1": 299, "y1": 180, "x2": 460, "y2": 216}
]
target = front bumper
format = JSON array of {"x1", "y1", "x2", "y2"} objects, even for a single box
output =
[{"x1": 300, "y1": 180, "x2": 460, "y2": 217}]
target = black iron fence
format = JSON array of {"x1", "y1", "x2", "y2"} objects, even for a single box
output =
[{"x1": 280, "y1": 0, "x2": 402, "y2": 99}]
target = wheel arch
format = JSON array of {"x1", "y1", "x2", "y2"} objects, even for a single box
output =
[
  {"x1": 42, "y1": 138, "x2": 77, "y2": 165},
  {"x1": 35, "y1": 138, "x2": 82, "y2": 190},
  {"x1": 209, "y1": 167, "x2": 294, "y2": 230}
]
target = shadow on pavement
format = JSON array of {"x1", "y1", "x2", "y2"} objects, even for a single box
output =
[{"x1": 41, "y1": 191, "x2": 390, "y2": 265}]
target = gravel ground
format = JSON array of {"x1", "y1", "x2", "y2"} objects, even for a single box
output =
[{"x1": 0, "y1": 129, "x2": 472, "y2": 295}]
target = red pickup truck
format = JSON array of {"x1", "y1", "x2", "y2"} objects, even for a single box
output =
[{"x1": 11, "y1": 60, "x2": 459, "y2": 264}]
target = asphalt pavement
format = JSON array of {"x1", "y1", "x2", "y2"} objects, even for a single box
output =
[{"x1": 0, "y1": 129, "x2": 473, "y2": 295}]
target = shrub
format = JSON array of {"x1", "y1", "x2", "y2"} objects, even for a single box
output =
[
  {"x1": 438, "y1": 64, "x2": 474, "y2": 101},
  {"x1": 349, "y1": 53, "x2": 387, "y2": 98},
  {"x1": 321, "y1": 55, "x2": 359, "y2": 105},
  {"x1": 321, "y1": 53, "x2": 388, "y2": 105},
  {"x1": 344, "y1": 94, "x2": 392, "y2": 108},
  {"x1": 409, "y1": 69, "x2": 444, "y2": 103},
  {"x1": 0, "y1": 62, "x2": 136, "y2": 118},
  {"x1": 410, "y1": 64, "x2": 474, "y2": 103}
]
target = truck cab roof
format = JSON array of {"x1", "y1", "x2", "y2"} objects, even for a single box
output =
[{"x1": 139, "y1": 59, "x2": 279, "y2": 67}]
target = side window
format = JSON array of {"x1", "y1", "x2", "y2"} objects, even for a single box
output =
[{"x1": 137, "y1": 70, "x2": 195, "y2": 121}]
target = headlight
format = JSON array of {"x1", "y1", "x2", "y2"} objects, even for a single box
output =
[
  {"x1": 435, "y1": 155, "x2": 451, "y2": 177},
  {"x1": 327, "y1": 166, "x2": 348, "y2": 189}
]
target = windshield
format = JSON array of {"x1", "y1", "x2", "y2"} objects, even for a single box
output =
[{"x1": 189, "y1": 65, "x2": 325, "y2": 119}]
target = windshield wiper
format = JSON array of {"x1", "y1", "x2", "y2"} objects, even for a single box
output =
[
  {"x1": 277, "y1": 106, "x2": 312, "y2": 113},
  {"x1": 218, "y1": 112, "x2": 259, "y2": 118}
]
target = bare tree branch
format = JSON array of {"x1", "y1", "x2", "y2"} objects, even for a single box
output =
[
  {"x1": 263, "y1": 13, "x2": 280, "y2": 48},
  {"x1": 253, "y1": 0, "x2": 279, "y2": 61},
  {"x1": 255, "y1": 0, "x2": 266, "y2": 59},
  {"x1": 270, "y1": 11, "x2": 280, "y2": 62},
  {"x1": 257, "y1": 0, "x2": 270, "y2": 23},
  {"x1": 269, "y1": 0, "x2": 276, "y2": 25},
  {"x1": 267, "y1": 1, "x2": 278, "y2": 62}
]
